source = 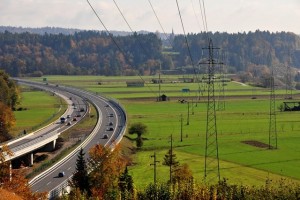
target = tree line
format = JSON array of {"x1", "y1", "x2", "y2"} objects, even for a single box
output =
[
  {"x1": 1, "y1": 29, "x2": 300, "y2": 77},
  {"x1": 0, "y1": 70, "x2": 20, "y2": 142}
]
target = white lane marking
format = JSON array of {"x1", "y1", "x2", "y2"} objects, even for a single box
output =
[
  {"x1": 47, "y1": 181, "x2": 51, "y2": 185},
  {"x1": 68, "y1": 167, "x2": 72, "y2": 171}
]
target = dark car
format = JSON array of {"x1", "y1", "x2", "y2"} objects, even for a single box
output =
[
  {"x1": 103, "y1": 134, "x2": 108, "y2": 139},
  {"x1": 58, "y1": 172, "x2": 65, "y2": 177},
  {"x1": 109, "y1": 122, "x2": 113, "y2": 126},
  {"x1": 107, "y1": 127, "x2": 114, "y2": 131}
]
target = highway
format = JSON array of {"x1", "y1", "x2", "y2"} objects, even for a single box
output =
[
  {"x1": 6, "y1": 83, "x2": 88, "y2": 162},
  {"x1": 15, "y1": 79, "x2": 127, "y2": 198}
]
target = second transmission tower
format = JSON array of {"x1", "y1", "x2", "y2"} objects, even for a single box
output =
[
  {"x1": 269, "y1": 64, "x2": 277, "y2": 149},
  {"x1": 201, "y1": 39, "x2": 221, "y2": 183}
]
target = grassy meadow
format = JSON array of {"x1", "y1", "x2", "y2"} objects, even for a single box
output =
[
  {"x1": 28, "y1": 75, "x2": 300, "y2": 189},
  {"x1": 11, "y1": 86, "x2": 66, "y2": 137}
]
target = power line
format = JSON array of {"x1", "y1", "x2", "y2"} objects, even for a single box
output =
[
  {"x1": 86, "y1": 0, "x2": 124, "y2": 55},
  {"x1": 86, "y1": 0, "x2": 158, "y2": 97},
  {"x1": 198, "y1": 0, "x2": 209, "y2": 42},
  {"x1": 147, "y1": 0, "x2": 172, "y2": 46},
  {"x1": 175, "y1": 0, "x2": 195, "y2": 67},
  {"x1": 190, "y1": 0, "x2": 203, "y2": 33}
]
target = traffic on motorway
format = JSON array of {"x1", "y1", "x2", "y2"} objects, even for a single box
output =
[{"x1": 14, "y1": 79, "x2": 127, "y2": 199}]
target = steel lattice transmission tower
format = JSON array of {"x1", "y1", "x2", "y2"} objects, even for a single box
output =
[
  {"x1": 201, "y1": 39, "x2": 221, "y2": 183},
  {"x1": 269, "y1": 64, "x2": 277, "y2": 149}
]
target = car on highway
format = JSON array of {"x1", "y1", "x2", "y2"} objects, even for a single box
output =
[
  {"x1": 109, "y1": 122, "x2": 113, "y2": 126},
  {"x1": 107, "y1": 127, "x2": 114, "y2": 131},
  {"x1": 58, "y1": 172, "x2": 65, "y2": 177},
  {"x1": 103, "y1": 134, "x2": 108, "y2": 139},
  {"x1": 60, "y1": 117, "x2": 66, "y2": 123}
]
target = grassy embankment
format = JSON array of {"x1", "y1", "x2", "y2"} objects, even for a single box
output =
[
  {"x1": 29, "y1": 75, "x2": 300, "y2": 189},
  {"x1": 11, "y1": 86, "x2": 66, "y2": 137}
]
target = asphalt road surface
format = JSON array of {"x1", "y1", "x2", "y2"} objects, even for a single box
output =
[{"x1": 15, "y1": 79, "x2": 126, "y2": 196}]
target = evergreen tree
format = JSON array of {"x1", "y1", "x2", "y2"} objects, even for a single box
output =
[
  {"x1": 72, "y1": 148, "x2": 90, "y2": 195},
  {"x1": 118, "y1": 166, "x2": 134, "y2": 200},
  {"x1": 163, "y1": 149, "x2": 179, "y2": 168}
]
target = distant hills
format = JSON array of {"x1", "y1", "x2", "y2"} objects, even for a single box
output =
[{"x1": 0, "y1": 26, "x2": 157, "y2": 37}]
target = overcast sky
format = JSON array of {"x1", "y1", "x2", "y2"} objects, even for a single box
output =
[{"x1": 1, "y1": 0, "x2": 300, "y2": 34}]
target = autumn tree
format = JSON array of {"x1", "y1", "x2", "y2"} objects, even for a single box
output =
[
  {"x1": 2, "y1": 169, "x2": 47, "y2": 200},
  {"x1": 172, "y1": 163, "x2": 193, "y2": 185},
  {"x1": 128, "y1": 122, "x2": 147, "y2": 148},
  {"x1": 0, "y1": 70, "x2": 20, "y2": 110},
  {"x1": 0, "y1": 145, "x2": 13, "y2": 184},
  {"x1": 71, "y1": 148, "x2": 90, "y2": 195},
  {"x1": 0, "y1": 145, "x2": 46, "y2": 199},
  {"x1": 0, "y1": 70, "x2": 19, "y2": 142},
  {"x1": 0, "y1": 102, "x2": 15, "y2": 142},
  {"x1": 88, "y1": 144, "x2": 127, "y2": 199}
]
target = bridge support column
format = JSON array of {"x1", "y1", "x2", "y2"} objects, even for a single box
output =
[
  {"x1": 44, "y1": 139, "x2": 56, "y2": 151},
  {"x1": 27, "y1": 153, "x2": 34, "y2": 166},
  {"x1": 9, "y1": 162, "x2": 12, "y2": 182}
]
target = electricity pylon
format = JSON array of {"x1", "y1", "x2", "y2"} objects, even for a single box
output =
[
  {"x1": 269, "y1": 64, "x2": 277, "y2": 149},
  {"x1": 200, "y1": 39, "x2": 221, "y2": 183}
]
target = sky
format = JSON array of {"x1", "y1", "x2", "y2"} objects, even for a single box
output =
[{"x1": 1, "y1": 0, "x2": 300, "y2": 34}]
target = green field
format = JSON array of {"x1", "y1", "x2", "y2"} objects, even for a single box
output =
[
  {"x1": 11, "y1": 86, "x2": 66, "y2": 137},
  {"x1": 28, "y1": 75, "x2": 300, "y2": 188}
]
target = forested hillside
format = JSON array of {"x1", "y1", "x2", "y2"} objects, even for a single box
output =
[{"x1": 0, "y1": 28, "x2": 300, "y2": 77}]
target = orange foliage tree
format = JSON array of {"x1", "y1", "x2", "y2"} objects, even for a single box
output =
[
  {"x1": 0, "y1": 145, "x2": 13, "y2": 184},
  {"x1": 0, "y1": 145, "x2": 46, "y2": 200},
  {"x1": 0, "y1": 102, "x2": 16, "y2": 142},
  {"x1": 88, "y1": 144, "x2": 127, "y2": 199}
]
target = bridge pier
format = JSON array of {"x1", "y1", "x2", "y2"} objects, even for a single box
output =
[
  {"x1": 29, "y1": 153, "x2": 33, "y2": 166},
  {"x1": 9, "y1": 162, "x2": 12, "y2": 181},
  {"x1": 44, "y1": 139, "x2": 57, "y2": 151}
]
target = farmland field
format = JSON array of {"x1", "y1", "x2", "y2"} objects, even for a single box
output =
[
  {"x1": 11, "y1": 86, "x2": 66, "y2": 137},
  {"x1": 28, "y1": 75, "x2": 300, "y2": 188}
]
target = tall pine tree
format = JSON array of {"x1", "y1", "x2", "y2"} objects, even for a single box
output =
[{"x1": 71, "y1": 148, "x2": 90, "y2": 195}]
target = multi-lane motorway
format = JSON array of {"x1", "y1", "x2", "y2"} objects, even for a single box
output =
[{"x1": 15, "y1": 79, "x2": 127, "y2": 198}]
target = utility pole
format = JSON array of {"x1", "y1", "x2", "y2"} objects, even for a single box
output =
[
  {"x1": 158, "y1": 61, "x2": 161, "y2": 101},
  {"x1": 200, "y1": 39, "x2": 221, "y2": 183},
  {"x1": 187, "y1": 101, "x2": 190, "y2": 125},
  {"x1": 180, "y1": 114, "x2": 183, "y2": 142},
  {"x1": 192, "y1": 99, "x2": 194, "y2": 115},
  {"x1": 150, "y1": 152, "x2": 159, "y2": 185},
  {"x1": 169, "y1": 134, "x2": 173, "y2": 183}
]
